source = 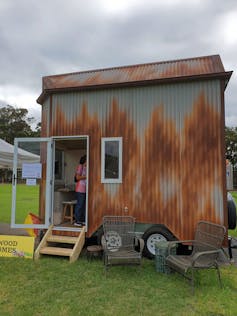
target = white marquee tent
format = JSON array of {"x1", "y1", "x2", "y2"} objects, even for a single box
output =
[{"x1": 0, "y1": 139, "x2": 40, "y2": 168}]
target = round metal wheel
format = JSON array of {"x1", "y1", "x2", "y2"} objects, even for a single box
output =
[
  {"x1": 142, "y1": 226, "x2": 175, "y2": 259},
  {"x1": 146, "y1": 233, "x2": 167, "y2": 256},
  {"x1": 105, "y1": 231, "x2": 122, "y2": 251}
]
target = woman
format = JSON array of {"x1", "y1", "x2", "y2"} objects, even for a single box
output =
[{"x1": 74, "y1": 155, "x2": 86, "y2": 226}]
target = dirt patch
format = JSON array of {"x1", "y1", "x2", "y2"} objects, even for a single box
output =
[{"x1": 0, "y1": 223, "x2": 28, "y2": 236}]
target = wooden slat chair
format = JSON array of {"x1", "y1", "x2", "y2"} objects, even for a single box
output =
[
  {"x1": 166, "y1": 221, "x2": 226, "y2": 294},
  {"x1": 102, "y1": 216, "x2": 144, "y2": 271}
]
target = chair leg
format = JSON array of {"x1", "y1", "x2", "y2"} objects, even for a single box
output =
[
  {"x1": 103, "y1": 253, "x2": 108, "y2": 275},
  {"x1": 216, "y1": 265, "x2": 222, "y2": 288},
  {"x1": 228, "y1": 237, "x2": 234, "y2": 261},
  {"x1": 191, "y1": 269, "x2": 195, "y2": 295}
]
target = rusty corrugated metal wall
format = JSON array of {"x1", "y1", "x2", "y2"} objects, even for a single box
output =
[{"x1": 42, "y1": 77, "x2": 226, "y2": 239}]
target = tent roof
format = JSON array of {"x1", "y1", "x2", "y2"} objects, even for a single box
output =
[{"x1": 0, "y1": 139, "x2": 40, "y2": 169}]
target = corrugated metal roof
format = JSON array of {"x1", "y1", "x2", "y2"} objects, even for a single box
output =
[{"x1": 37, "y1": 55, "x2": 231, "y2": 104}]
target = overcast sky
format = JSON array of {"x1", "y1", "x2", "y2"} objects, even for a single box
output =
[{"x1": 0, "y1": 0, "x2": 236, "y2": 127}]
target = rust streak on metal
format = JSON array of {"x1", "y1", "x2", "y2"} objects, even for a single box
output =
[
  {"x1": 180, "y1": 93, "x2": 222, "y2": 239},
  {"x1": 43, "y1": 91, "x2": 223, "y2": 239},
  {"x1": 140, "y1": 106, "x2": 180, "y2": 235}
]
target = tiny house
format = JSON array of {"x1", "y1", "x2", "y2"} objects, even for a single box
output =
[{"x1": 11, "y1": 55, "x2": 232, "y2": 258}]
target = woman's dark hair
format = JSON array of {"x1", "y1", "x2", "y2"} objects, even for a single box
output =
[{"x1": 80, "y1": 155, "x2": 86, "y2": 164}]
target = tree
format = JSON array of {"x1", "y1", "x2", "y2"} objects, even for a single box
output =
[
  {"x1": 0, "y1": 105, "x2": 41, "y2": 182},
  {"x1": 225, "y1": 126, "x2": 237, "y2": 167},
  {"x1": 0, "y1": 105, "x2": 40, "y2": 144},
  {"x1": 33, "y1": 122, "x2": 41, "y2": 137}
]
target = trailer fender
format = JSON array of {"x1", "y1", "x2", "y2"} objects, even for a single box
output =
[
  {"x1": 228, "y1": 199, "x2": 237, "y2": 230},
  {"x1": 142, "y1": 225, "x2": 176, "y2": 259}
]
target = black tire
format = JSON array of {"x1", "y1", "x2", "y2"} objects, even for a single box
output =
[
  {"x1": 142, "y1": 226, "x2": 175, "y2": 259},
  {"x1": 96, "y1": 227, "x2": 104, "y2": 245},
  {"x1": 228, "y1": 200, "x2": 237, "y2": 230}
]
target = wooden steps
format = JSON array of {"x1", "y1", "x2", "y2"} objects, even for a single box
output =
[
  {"x1": 34, "y1": 225, "x2": 85, "y2": 263},
  {"x1": 47, "y1": 235, "x2": 78, "y2": 244},
  {"x1": 40, "y1": 246, "x2": 72, "y2": 256}
]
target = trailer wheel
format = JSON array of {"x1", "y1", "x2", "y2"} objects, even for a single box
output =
[
  {"x1": 142, "y1": 226, "x2": 174, "y2": 259},
  {"x1": 97, "y1": 229, "x2": 122, "y2": 251},
  {"x1": 228, "y1": 200, "x2": 237, "y2": 230},
  {"x1": 97, "y1": 227, "x2": 104, "y2": 245}
]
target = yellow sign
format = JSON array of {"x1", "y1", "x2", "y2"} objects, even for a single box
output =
[{"x1": 0, "y1": 235, "x2": 35, "y2": 259}]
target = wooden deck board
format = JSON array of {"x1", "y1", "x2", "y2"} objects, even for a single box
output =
[
  {"x1": 47, "y1": 235, "x2": 78, "y2": 244},
  {"x1": 40, "y1": 246, "x2": 72, "y2": 256}
]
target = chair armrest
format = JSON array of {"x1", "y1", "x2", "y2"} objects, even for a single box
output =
[
  {"x1": 191, "y1": 249, "x2": 221, "y2": 266},
  {"x1": 167, "y1": 240, "x2": 214, "y2": 254}
]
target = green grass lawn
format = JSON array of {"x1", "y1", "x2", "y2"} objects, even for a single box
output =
[
  {"x1": 0, "y1": 183, "x2": 39, "y2": 223},
  {"x1": 1, "y1": 185, "x2": 237, "y2": 314},
  {"x1": 231, "y1": 192, "x2": 237, "y2": 201},
  {"x1": 0, "y1": 254, "x2": 237, "y2": 315}
]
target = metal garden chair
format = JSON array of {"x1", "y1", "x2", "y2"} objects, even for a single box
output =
[
  {"x1": 102, "y1": 216, "x2": 144, "y2": 270},
  {"x1": 165, "y1": 221, "x2": 226, "y2": 294}
]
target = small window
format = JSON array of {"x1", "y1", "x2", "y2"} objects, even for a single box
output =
[{"x1": 101, "y1": 137, "x2": 122, "y2": 183}]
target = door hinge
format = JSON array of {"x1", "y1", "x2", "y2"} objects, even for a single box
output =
[{"x1": 13, "y1": 174, "x2": 17, "y2": 185}]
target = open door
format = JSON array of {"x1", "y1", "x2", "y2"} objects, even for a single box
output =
[
  {"x1": 52, "y1": 136, "x2": 89, "y2": 232},
  {"x1": 11, "y1": 138, "x2": 53, "y2": 230}
]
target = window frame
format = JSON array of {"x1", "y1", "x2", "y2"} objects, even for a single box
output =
[{"x1": 101, "y1": 137, "x2": 123, "y2": 183}]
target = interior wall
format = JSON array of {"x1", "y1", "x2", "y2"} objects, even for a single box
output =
[
  {"x1": 64, "y1": 149, "x2": 86, "y2": 187},
  {"x1": 53, "y1": 140, "x2": 87, "y2": 225}
]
